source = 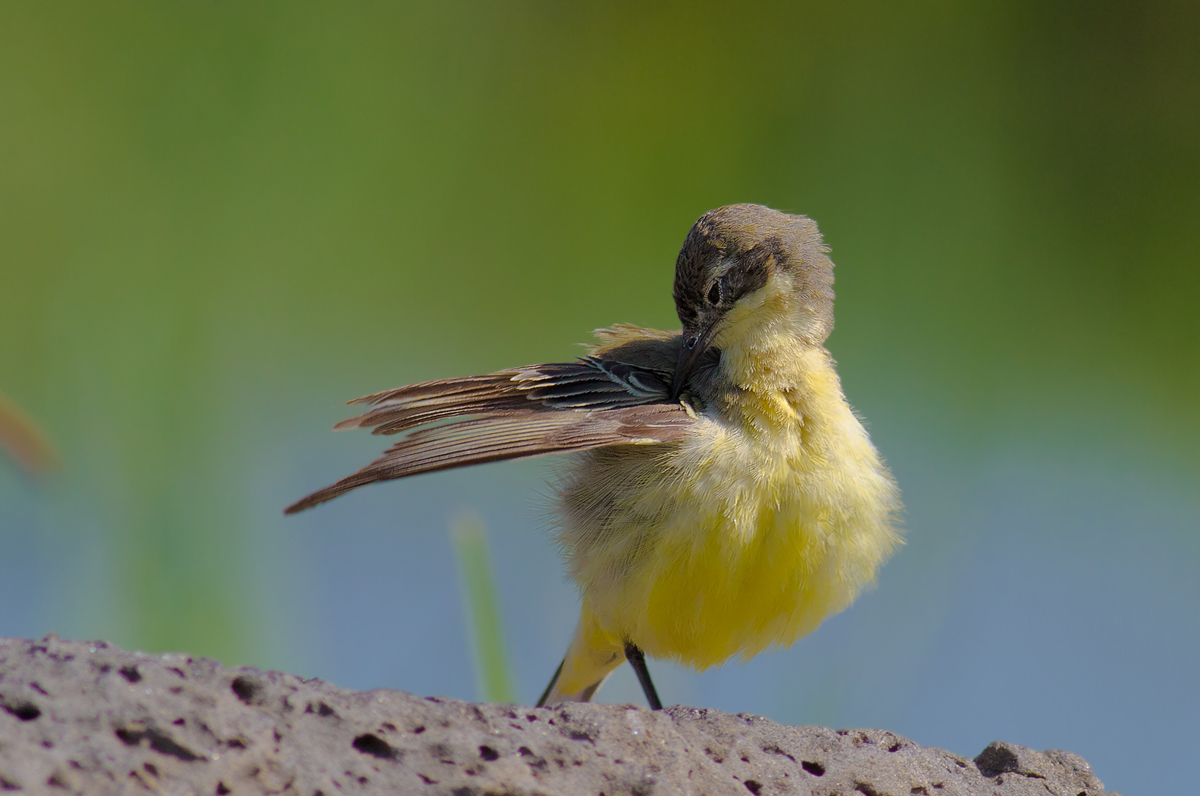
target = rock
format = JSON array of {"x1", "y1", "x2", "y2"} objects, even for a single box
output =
[{"x1": 0, "y1": 635, "x2": 1113, "y2": 795}]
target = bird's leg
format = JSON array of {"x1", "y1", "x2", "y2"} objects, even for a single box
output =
[
  {"x1": 536, "y1": 659, "x2": 564, "y2": 708},
  {"x1": 624, "y1": 642, "x2": 663, "y2": 710}
]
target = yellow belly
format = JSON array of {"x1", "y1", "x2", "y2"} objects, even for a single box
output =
[{"x1": 556, "y1": 384, "x2": 901, "y2": 670}]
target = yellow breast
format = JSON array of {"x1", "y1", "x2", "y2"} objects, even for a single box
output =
[{"x1": 556, "y1": 346, "x2": 901, "y2": 670}]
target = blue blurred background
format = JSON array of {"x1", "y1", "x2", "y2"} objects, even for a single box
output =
[{"x1": 2, "y1": 3, "x2": 1197, "y2": 793}]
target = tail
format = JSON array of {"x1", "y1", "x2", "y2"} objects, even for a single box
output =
[{"x1": 536, "y1": 613, "x2": 625, "y2": 706}]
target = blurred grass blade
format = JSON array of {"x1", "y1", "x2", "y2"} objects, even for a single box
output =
[
  {"x1": 0, "y1": 390, "x2": 59, "y2": 475},
  {"x1": 451, "y1": 512, "x2": 516, "y2": 703}
]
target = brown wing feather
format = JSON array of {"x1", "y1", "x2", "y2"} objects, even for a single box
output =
[
  {"x1": 286, "y1": 329, "x2": 691, "y2": 514},
  {"x1": 333, "y1": 357, "x2": 674, "y2": 437},
  {"x1": 334, "y1": 372, "x2": 529, "y2": 433},
  {"x1": 284, "y1": 404, "x2": 692, "y2": 514}
]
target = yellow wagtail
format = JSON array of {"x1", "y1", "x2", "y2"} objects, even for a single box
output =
[{"x1": 286, "y1": 204, "x2": 901, "y2": 709}]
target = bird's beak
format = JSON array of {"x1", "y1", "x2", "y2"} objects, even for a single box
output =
[{"x1": 670, "y1": 322, "x2": 718, "y2": 402}]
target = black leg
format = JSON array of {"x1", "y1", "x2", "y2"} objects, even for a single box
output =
[
  {"x1": 624, "y1": 642, "x2": 663, "y2": 710},
  {"x1": 536, "y1": 658, "x2": 564, "y2": 707}
]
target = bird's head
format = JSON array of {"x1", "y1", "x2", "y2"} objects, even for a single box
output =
[{"x1": 670, "y1": 204, "x2": 834, "y2": 399}]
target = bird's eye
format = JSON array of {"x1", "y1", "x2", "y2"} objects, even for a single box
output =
[{"x1": 706, "y1": 280, "x2": 722, "y2": 305}]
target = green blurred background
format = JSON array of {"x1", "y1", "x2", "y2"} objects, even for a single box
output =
[{"x1": 2, "y1": 3, "x2": 1197, "y2": 793}]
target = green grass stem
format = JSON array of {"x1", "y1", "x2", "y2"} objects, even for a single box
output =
[{"x1": 451, "y1": 512, "x2": 516, "y2": 703}]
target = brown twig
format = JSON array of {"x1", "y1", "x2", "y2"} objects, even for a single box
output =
[{"x1": 0, "y1": 390, "x2": 59, "y2": 475}]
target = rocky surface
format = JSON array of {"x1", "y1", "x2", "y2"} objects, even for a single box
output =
[{"x1": 0, "y1": 635, "x2": 1112, "y2": 795}]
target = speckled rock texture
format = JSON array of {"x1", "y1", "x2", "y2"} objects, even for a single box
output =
[{"x1": 0, "y1": 636, "x2": 1112, "y2": 796}]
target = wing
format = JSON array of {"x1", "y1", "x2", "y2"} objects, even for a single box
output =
[
  {"x1": 284, "y1": 329, "x2": 694, "y2": 514},
  {"x1": 284, "y1": 403, "x2": 691, "y2": 513},
  {"x1": 338, "y1": 355, "x2": 675, "y2": 437}
]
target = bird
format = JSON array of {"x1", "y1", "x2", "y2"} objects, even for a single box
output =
[{"x1": 285, "y1": 203, "x2": 901, "y2": 710}]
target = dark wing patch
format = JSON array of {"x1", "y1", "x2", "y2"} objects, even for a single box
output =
[
  {"x1": 512, "y1": 359, "x2": 671, "y2": 408},
  {"x1": 284, "y1": 404, "x2": 691, "y2": 513}
]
